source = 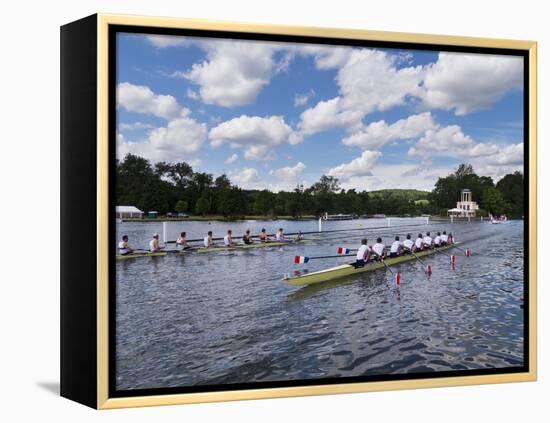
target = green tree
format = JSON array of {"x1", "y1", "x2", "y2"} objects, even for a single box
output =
[
  {"x1": 175, "y1": 199, "x2": 188, "y2": 213},
  {"x1": 496, "y1": 171, "x2": 524, "y2": 217},
  {"x1": 482, "y1": 187, "x2": 510, "y2": 216},
  {"x1": 195, "y1": 195, "x2": 210, "y2": 216}
]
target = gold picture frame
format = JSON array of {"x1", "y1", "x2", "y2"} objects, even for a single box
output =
[{"x1": 61, "y1": 13, "x2": 537, "y2": 409}]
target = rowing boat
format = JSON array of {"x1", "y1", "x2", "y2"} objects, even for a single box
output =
[
  {"x1": 284, "y1": 243, "x2": 459, "y2": 286},
  {"x1": 192, "y1": 239, "x2": 310, "y2": 254},
  {"x1": 116, "y1": 239, "x2": 311, "y2": 260},
  {"x1": 116, "y1": 252, "x2": 167, "y2": 260}
]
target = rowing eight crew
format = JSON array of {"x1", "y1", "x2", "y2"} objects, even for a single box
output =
[
  {"x1": 118, "y1": 227, "x2": 304, "y2": 254},
  {"x1": 355, "y1": 231, "x2": 454, "y2": 266},
  {"x1": 203, "y1": 227, "x2": 302, "y2": 248}
]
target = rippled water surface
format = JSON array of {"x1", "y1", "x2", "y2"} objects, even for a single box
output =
[{"x1": 115, "y1": 219, "x2": 524, "y2": 390}]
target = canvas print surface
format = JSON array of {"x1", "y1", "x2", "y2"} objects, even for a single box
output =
[{"x1": 114, "y1": 32, "x2": 526, "y2": 392}]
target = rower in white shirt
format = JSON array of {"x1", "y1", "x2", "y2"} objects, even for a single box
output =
[
  {"x1": 389, "y1": 236, "x2": 402, "y2": 258},
  {"x1": 149, "y1": 233, "x2": 163, "y2": 252},
  {"x1": 203, "y1": 231, "x2": 214, "y2": 248},
  {"x1": 403, "y1": 234, "x2": 414, "y2": 252},
  {"x1": 423, "y1": 231, "x2": 433, "y2": 249},
  {"x1": 275, "y1": 228, "x2": 285, "y2": 241},
  {"x1": 415, "y1": 233, "x2": 424, "y2": 251},
  {"x1": 176, "y1": 231, "x2": 190, "y2": 250},
  {"x1": 433, "y1": 232, "x2": 442, "y2": 247},
  {"x1": 118, "y1": 235, "x2": 134, "y2": 255},
  {"x1": 355, "y1": 238, "x2": 371, "y2": 267},
  {"x1": 440, "y1": 231, "x2": 449, "y2": 245},
  {"x1": 372, "y1": 237, "x2": 386, "y2": 259},
  {"x1": 224, "y1": 229, "x2": 237, "y2": 246}
]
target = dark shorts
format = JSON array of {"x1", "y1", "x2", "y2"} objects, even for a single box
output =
[
  {"x1": 354, "y1": 259, "x2": 365, "y2": 268},
  {"x1": 389, "y1": 252, "x2": 399, "y2": 257}
]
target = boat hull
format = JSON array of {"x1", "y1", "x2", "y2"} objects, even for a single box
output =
[{"x1": 285, "y1": 243, "x2": 459, "y2": 286}]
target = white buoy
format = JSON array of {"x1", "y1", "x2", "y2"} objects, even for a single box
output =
[
  {"x1": 426, "y1": 216, "x2": 429, "y2": 225},
  {"x1": 451, "y1": 215, "x2": 454, "y2": 224},
  {"x1": 163, "y1": 221, "x2": 167, "y2": 245},
  {"x1": 318, "y1": 217, "x2": 322, "y2": 233},
  {"x1": 387, "y1": 218, "x2": 391, "y2": 227}
]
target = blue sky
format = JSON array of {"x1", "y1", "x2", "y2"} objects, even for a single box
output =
[{"x1": 116, "y1": 33, "x2": 524, "y2": 192}]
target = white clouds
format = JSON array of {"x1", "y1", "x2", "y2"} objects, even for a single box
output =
[
  {"x1": 146, "y1": 35, "x2": 192, "y2": 48},
  {"x1": 296, "y1": 49, "x2": 424, "y2": 137},
  {"x1": 485, "y1": 143, "x2": 523, "y2": 166},
  {"x1": 294, "y1": 89, "x2": 316, "y2": 107},
  {"x1": 118, "y1": 122, "x2": 154, "y2": 131},
  {"x1": 342, "y1": 112, "x2": 437, "y2": 150},
  {"x1": 297, "y1": 97, "x2": 363, "y2": 136},
  {"x1": 227, "y1": 167, "x2": 261, "y2": 189},
  {"x1": 327, "y1": 150, "x2": 382, "y2": 180},
  {"x1": 337, "y1": 49, "x2": 424, "y2": 114},
  {"x1": 408, "y1": 125, "x2": 499, "y2": 159},
  {"x1": 422, "y1": 52, "x2": 523, "y2": 115},
  {"x1": 117, "y1": 82, "x2": 181, "y2": 120},
  {"x1": 209, "y1": 115, "x2": 296, "y2": 160},
  {"x1": 225, "y1": 153, "x2": 239, "y2": 164},
  {"x1": 298, "y1": 45, "x2": 352, "y2": 70},
  {"x1": 181, "y1": 41, "x2": 280, "y2": 107},
  {"x1": 269, "y1": 162, "x2": 306, "y2": 180},
  {"x1": 117, "y1": 113, "x2": 207, "y2": 163}
]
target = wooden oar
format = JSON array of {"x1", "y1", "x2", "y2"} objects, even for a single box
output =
[
  {"x1": 294, "y1": 254, "x2": 353, "y2": 264},
  {"x1": 378, "y1": 258, "x2": 401, "y2": 285},
  {"x1": 450, "y1": 244, "x2": 472, "y2": 256},
  {"x1": 431, "y1": 247, "x2": 457, "y2": 264},
  {"x1": 404, "y1": 248, "x2": 432, "y2": 274}
]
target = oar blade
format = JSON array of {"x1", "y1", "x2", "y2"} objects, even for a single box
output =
[
  {"x1": 337, "y1": 247, "x2": 351, "y2": 254},
  {"x1": 394, "y1": 272, "x2": 401, "y2": 285}
]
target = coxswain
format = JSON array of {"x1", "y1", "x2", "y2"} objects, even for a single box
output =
[
  {"x1": 295, "y1": 230, "x2": 304, "y2": 241},
  {"x1": 372, "y1": 237, "x2": 386, "y2": 259},
  {"x1": 118, "y1": 235, "x2": 134, "y2": 255},
  {"x1": 243, "y1": 229, "x2": 253, "y2": 245},
  {"x1": 149, "y1": 233, "x2": 163, "y2": 252},
  {"x1": 433, "y1": 232, "x2": 442, "y2": 247},
  {"x1": 389, "y1": 236, "x2": 402, "y2": 257},
  {"x1": 224, "y1": 229, "x2": 237, "y2": 246},
  {"x1": 403, "y1": 234, "x2": 414, "y2": 253},
  {"x1": 415, "y1": 233, "x2": 424, "y2": 251},
  {"x1": 203, "y1": 231, "x2": 214, "y2": 248},
  {"x1": 176, "y1": 231, "x2": 190, "y2": 249},
  {"x1": 355, "y1": 238, "x2": 371, "y2": 267},
  {"x1": 423, "y1": 231, "x2": 433, "y2": 248},
  {"x1": 259, "y1": 228, "x2": 269, "y2": 242},
  {"x1": 276, "y1": 228, "x2": 285, "y2": 241}
]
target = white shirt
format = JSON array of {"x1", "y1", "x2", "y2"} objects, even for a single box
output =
[
  {"x1": 441, "y1": 234, "x2": 448, "y2": 243},
  {"x1": 356, "y1": 244, "x2": 370, "y2": 260},
  {"x1": 390, "y1": 241, "x2": 401, "y2": 253},
  {"x1": 423, "y1": 236, "x2": 433, "y2": 247},
  {"x1": 224, "y1": 235, "x2": 232, "y2": 246},
  {"x1": 434, "y1": 235, "x2": 441, "y2": 245},
  {"x1": 149, "y1": 239, "x2": 157, "y2": 252},
  {"x1": 176, "y1": 237, "x2": 186, "y2": 246},
  {"x1": 372, "y1": 243, "x2": 385, "y2": 257},
  {"x1": 203, "y1": 236, "x2": 211, "y2": 247},
  {"x1": 415, "y1": 238, "x2": 423, "y2": 249},
  {"x1": 276, "y1": 231, "x2": 284, "y2": 241},
  {"x1": 403, "y1": 239, "x2": 414, "y2": 250}
]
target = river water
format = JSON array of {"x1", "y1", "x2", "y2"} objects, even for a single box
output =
[{"x1": 115, "y1": 218, "x2": 525, "y2": 391}]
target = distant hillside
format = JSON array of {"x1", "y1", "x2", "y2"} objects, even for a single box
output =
[{"x1": 368, "y1": 189, "x2": 430, "y2": 202}]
